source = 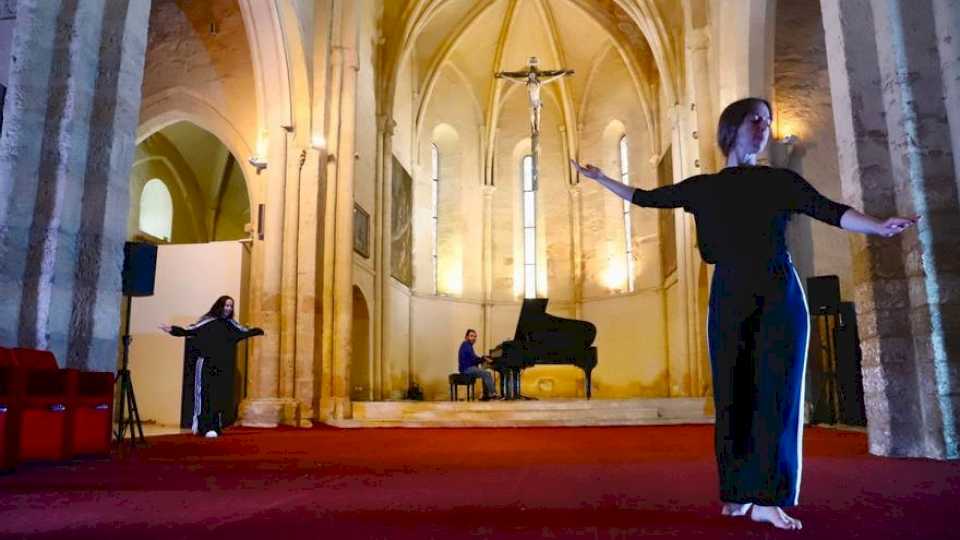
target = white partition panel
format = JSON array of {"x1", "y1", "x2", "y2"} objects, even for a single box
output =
[{"x1": 128, "y1": 241, "x2": 245, "y2": 426}]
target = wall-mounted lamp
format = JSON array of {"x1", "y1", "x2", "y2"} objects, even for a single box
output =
[
  {"x1": 248, "y1": 156, "x2": 267, "y2": 174},
  {"x1": 770, "y1": 135, "x2": 800, "y2": 167},
  {"x1": 312, "y1": 135, "x2": 326, "y2": 150}
]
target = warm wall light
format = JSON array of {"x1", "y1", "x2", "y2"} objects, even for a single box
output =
[
  {"x1": 440, "y1": 269, "x2": 463, "y2": 296},
  {"x1": 602, "y1": 259, "x2": 628, "y2": 292},
  {"x1": 248, "y1": 156, "x2": 268, "y2": 174},
  {"x1": 312, "y1": 135, "x2": 326, "y2": 150}
]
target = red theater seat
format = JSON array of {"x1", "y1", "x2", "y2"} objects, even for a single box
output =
[
  {"x1": 12, "y1": 348, "x2": 71, "y2": 462},
  {"x1": 67, "y1": 370, "x2": 114, "y2": 457},
  {"x1": 0, "y1": 348, "x2": 18, "y2": 471}
]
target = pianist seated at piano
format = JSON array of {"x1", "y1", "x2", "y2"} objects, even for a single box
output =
[{"x1": 458, "y1": 329, "x2": 500, "y2": 401}]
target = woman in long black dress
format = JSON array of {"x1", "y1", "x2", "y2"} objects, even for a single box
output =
[
  {"x1": 573, "y1": 97, "x2": 917, "y2": 530},
  {"x1": 161, "y1": 296, "x2": 263, "y2": 438}
]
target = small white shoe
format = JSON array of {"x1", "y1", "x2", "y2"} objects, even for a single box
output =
[{"x1": 204, "y1": 430, "x2": 219, "y2": 438}]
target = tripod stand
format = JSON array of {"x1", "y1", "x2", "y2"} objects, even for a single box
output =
[{"x1": 115, "y1": 295, "x2": 146, "y2": 446}]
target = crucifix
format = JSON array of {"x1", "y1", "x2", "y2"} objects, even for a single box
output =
[{"x1": 496, "y1": 57, "x2": 573, "y2": 190}]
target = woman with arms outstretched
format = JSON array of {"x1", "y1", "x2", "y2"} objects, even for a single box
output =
[
  {"x1": 161, "y1": 295, "x2": 263, "y2": 438},
  {"x1": 573, "y1": 97, "x2": 916, "y2": 531}
]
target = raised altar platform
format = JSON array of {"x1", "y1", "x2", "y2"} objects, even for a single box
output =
[{"x1": 329, "y1": 397, "x2": 714, "y2": 428}]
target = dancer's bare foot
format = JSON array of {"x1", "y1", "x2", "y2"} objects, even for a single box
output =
[
  {"x1": 721, "y1": 502, "x2": 753, "y2": 516},
  {"x1": 750, "y1": 505, "x2": 802, "y2": 530}
]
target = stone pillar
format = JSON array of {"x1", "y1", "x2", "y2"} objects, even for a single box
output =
[
  {"x1": 278, "y1": 137, "x2": 304, "y2": 425},
  {"x1": 568, "y1": 185, "x2": 583, "y2": 319},
  {"x1": 239, "y1": 125, "x2": 288, "y2": 427},
  {"x1": 374, "y1": 115, "x2": 396, "y2": 399},
  {"x1": 481, "y1": 184, "x2": 494, "y2": 348},
  {"x1": 318, "y1": 0, "x2": 344, "y2": 422},
  {"x1": 294, "y1": 147, "x2": 322, "y2": 426},
  {"x1": 330, "y1": 0, "x2": 358, "y2": 420},
  {"x1": 710, "y1": 0, "x2": 776, "y2": 104},
  {"x1": 686, "y1": 28, "x2": 717, "y2": 174},
  {"x1": 822, "y1": 0, "x2": 959, "y2": 459},
  {"x1": 932, "y1": 0, "x2": 960, "y2": 199},
  {"x1": 871, "y1": 0, "x2": 959, "y2": 458},
  {"x1": 0, "y1": 0, "x2": 151, "y2": 372}
]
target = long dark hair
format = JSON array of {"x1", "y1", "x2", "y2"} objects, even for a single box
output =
[
  {"x1": 716, "y1": 97, "x2": 772, "y2": 157},
  {"x1": 204, "y1": 295, "x2": 235, "y2": 319}
]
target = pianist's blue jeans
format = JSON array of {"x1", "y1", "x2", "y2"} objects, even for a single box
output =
[{"x1": 462, "y1": 366, "x2": 496, "y2": 397}]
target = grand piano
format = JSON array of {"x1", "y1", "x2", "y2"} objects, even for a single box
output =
[{"x1": 488, "y1": 298, "x2": 598, "y2": 399}]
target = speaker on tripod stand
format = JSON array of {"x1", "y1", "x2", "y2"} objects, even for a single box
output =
[
  {"x1": 116, "y1": 242, "x2": 158, "y2": 446},
  {"x1": 805, "y1": 275, "x2": 867, "y2": 426}
]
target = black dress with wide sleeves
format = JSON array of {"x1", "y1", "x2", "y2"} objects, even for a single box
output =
[{"x1": 169, "y1": 318, "x2": 264, "y2": 435}]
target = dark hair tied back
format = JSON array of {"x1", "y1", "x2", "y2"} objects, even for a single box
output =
[{"x1": 716, "y1": 97, "x2": 772, "y2": 157}]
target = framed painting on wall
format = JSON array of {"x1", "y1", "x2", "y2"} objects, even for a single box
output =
[
  {"x1": 390, "y1": 156, "x2": 413, "y2": 286},
  {"x1": 353, "y1": 204, "x2": 370, "y2": 258}
]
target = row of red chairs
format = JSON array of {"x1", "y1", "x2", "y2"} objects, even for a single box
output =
[{"x1": 0, "y1": 347, "x2": 114, "y2": 472}]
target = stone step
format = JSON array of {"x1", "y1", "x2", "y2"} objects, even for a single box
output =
[
  {"x1": 329, "y1": 416, "x2": 713, "y2": 429},
  {"x1": 342, "y1": 398, "x2": 714, "y2": 428}
]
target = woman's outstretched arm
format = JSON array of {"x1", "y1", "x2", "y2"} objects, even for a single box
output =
[
  {"x1": 571, "y1": 159, "x2": 694, "y2": 209},
  {"x1": 840, "y1": 209, "x2": 919, "y2": 237},
  {"x1": 571, "y1": 160, "x2": 634, "y2": 201}
]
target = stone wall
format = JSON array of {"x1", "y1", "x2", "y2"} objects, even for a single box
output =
[{"x1": 773, "y1": 0, "x2": 853, "y2": 298}]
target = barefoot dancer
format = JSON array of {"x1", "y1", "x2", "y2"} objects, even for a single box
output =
[{"x1": 573, "y1": 97, "x2": 917, "y2": 531}]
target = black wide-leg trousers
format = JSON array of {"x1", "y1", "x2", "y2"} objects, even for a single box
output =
[{"x1": 707, "y1": 256, "x2": 809, "y2": 507}]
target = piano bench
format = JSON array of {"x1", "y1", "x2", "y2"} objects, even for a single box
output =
[{"x1": 448, "y1": 373, "x2": 479, "y2": 401}]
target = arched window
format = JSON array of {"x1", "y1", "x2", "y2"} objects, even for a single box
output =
[
  {"x1": 521, "y1": 155, "x2": 537, "y2": 298},
  {"x1": 431, "y1": 143, "x2": 440, "y2": 294},
  {"x1": 619, "y1": 136, "x2": 635, "y2": 292},
  {"x1": 139, "y1": 178, "x2": 173, "y2": 241}
]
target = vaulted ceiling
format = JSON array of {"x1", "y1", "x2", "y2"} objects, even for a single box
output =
[{"x1": 389, "y1": 0, "x2": 680, "y2": 156}]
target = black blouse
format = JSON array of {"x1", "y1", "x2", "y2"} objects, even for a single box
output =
[{"x1": 631, "y1": 166, "x2": 851, "y2": 266}]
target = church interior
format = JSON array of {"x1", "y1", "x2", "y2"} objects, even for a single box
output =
[{"x1": 0, "y1": 0, "x2": 958, "y2": 538}]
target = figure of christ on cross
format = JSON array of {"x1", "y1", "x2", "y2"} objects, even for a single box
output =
[{"x1": 496, "y1": 57, "x2": 574, "y2": 137}]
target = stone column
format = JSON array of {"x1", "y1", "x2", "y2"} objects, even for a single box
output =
[
  {"x1": 278, "y1": 137, "x2": 304, "y2": 425},
  {"x1": 294, "y1": 147, "x2": 322, "y2": 426},
  {"x1": 871, "y1": 0, "x2": 959, "y2": 458},
  {"x1": 686, "y1": 28, "x2": 717, "y2": 174},
  {"x1": 822, "y1": 0, "x2": 959, "y2": 459},
  {"x1": 481, "y1": 184, "x2": 494, "y2": 348},
  {"x1": 710, "y1": 0, "x2": 776, "y2": 104},
  {"x1": 374, "y1": 115, "x2": 396, "y2": 399},
  {"x1": 330, "y1": 0, "x2": 358, "y2": 420},
  {"x1": 318, "y1": 0, "x2": 344, "y2": 422},
  {"x1": 932, "y1": 0, "x2": 960, "y2": 199},
  {"x1": 0, "y1": 0, "x2": 151, "y2": 372},
  {"x1": 239, "y1": 125, "x2": 287, "y2": 427},
  {"x1": 568, "y1": 185, "x2": 583, "y2": 319}
]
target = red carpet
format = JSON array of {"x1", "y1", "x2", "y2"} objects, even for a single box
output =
[{"x1": 0, "y1": 425, "x2": 956, "y2": 539}]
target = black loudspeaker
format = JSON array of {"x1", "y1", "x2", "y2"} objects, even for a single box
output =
[
  {"x1": 806, "y1": 275, "x2": 841, "y2": 315},
  {"x1": 835, "y1": 302, "x2": 867, "y2": 426},
  {"x1": 122, "y1": 242, "x2": 157, "y2": 297}
]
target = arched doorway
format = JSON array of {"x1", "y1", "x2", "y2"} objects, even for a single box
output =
[
  {"x1": 125, "y1": 121, "x2": 253, "y2": 431},
  {"x1": 351, "y1": 286, "x2": 371, "y2": 402}
]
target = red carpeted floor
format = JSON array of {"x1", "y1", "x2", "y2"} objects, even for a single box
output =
[{"x1": 0, "y1": 425, "x2": 956, "y2": 539}]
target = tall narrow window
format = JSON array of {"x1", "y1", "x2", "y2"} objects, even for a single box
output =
[
  {"x1": 521, "y1": 155, "x2": 537, "y2": 298},
  {"x1": 431, "y1": 144, "x2": 440, "y2": 294},
  {"x1": 139, "y1": 178, "x2": 173, "y2": 241},
  {"x1": 619, "y1": 136, "x2": 635, "y2": 292}
]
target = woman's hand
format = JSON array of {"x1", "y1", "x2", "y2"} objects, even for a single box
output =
[
  {"x1": 840, "y1": 209, "x2": 920, "y2": 237},
  {"x1": 159, "y1": 325, "x2": 172, "y2": 334},
  {"x1": 571, "y1": 159, "x2": 607, "y2": 182},
  {"x1": 875, "y1": 216, "x2": 920, "y2": 237}
]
